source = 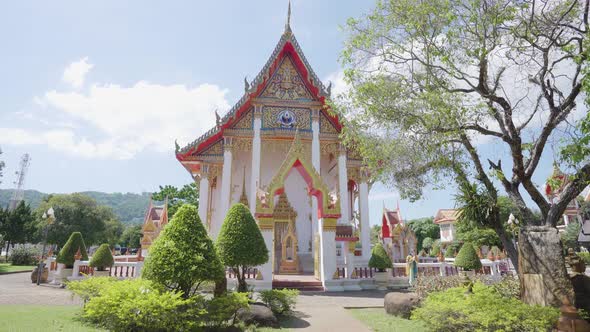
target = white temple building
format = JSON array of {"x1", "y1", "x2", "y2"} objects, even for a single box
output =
[{"x1": 175, "y1": 14, "x2": 371, "y2": 290}]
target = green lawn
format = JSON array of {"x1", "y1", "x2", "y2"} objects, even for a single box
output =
[
  {"x1": 0, "y1": 305, "x2": 104, "y2": 332},
  {"x1": 0, "y1": 263, "x2": 36, "y2": 274},
  {"x1": 347, "y1": 308, "x2": 428, "y2": 332}
]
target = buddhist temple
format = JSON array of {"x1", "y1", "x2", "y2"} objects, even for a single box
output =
[
  {"x1": 140, "y1": 198, "x2": 168, "y2": 256},
  {"x1": 545, "y1": 163, "x2": 584, "y2": 228},
  {"x1": 175, "y1": 5, "x2": 371, "y2": 290},
  {"x1": 380, "y1": 204, "x2": 417, "y2": 262}
]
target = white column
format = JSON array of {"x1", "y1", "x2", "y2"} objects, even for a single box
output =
[
  {"x1": 319, "y1": 220, "x2": 340, "y2": 290},
  {"x1": 311, "y1": 110, "x2": 320, "y2": 254},
  {"x1": 216, "y1": 137, "x2": 233, "y2": 239},
  {"x1": 258, "y1": 229, "x2": 273, "y2": 290},
  {"x1": 338, "y1": 145, "x2": 350, "y2": 224},
  {"x1": 250, "y1": 107, "x2": 262, "y2": 213},
  {"x1": 359, "y1": 171, "x2": 371, "y2": 260},
  {"x1": 197, "y1": 166, "x2": 209, "y2": 228}
]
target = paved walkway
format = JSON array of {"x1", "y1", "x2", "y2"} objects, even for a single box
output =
[
  {"x1": 0, "y1": 272, "x2": 81, "y2": 305},
  {"x1": 0, "y1": 272, "x2": 386, "y2": 331}
]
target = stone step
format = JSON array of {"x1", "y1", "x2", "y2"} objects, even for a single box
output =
[{"x1": 272, "y1": 280, "x2": 324, "y2": 292}]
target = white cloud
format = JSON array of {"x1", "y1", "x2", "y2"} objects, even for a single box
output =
[
  {"x1": 62, "y1": 57, "x2": 94, "y2": 89},
  {"x1": 3, "y1": 68, "x2": 230, "y2": 159}
]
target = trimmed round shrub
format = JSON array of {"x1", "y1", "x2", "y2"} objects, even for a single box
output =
[
  {"x1": 431, "y1": 239, "x2": 441, "y2": 257},
  {"x1": 454, "y1": 242, "x2": 482, "y2": 271},
  {"x1": 368, "y1": 243, "x2": 393, "y2": 272},
  {"x1": 142, "y1": 204, "x2": 224, "y2": 298},
  {"x1": 57, "y1": 232, "x2": 88, "y2": 268},
  {"x1": 89, "y1": 244, "x2": 114, "y2": 271},
  {"x1": 10, "y1": 244, "x2": 41, "y2": 266},
  {"x1": 217, "y1": 203, "x2": 269, "y2": 292},
  {"x1": 258, "y1": 289, "x2": 299, "y2": 315}
]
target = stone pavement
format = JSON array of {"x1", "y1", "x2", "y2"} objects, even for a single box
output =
[
  {"x1": 0, "y1": 272, "x2": 81, "y2": 305},
  {"x1": 0, "y1": 272, "x2": 387, "y2": 331}
]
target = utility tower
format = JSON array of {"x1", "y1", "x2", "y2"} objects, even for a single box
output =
[{"x1": 8, "y1": 153, "x2": 30, "y2": 211}]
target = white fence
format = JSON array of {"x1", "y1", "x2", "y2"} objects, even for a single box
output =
[{"x1": 44, "y1": 256, "x2": 144, "y2": 282}]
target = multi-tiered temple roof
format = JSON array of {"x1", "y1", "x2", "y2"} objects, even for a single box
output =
[{"x1": 175, "y1": 14, "x2": 343, "y2": 173}]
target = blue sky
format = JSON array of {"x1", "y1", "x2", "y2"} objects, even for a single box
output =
[{"x1": 0, "y1": 1, "x2": 563, "y2": 224}]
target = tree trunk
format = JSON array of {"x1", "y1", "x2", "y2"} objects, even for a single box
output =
[
  {"x1": 518, "y1": 226, "x2": 574, "y2": 307},
  {"x1": 493, "y1": 224, "x2": 519, "y2": 274},
  {"x1": 214, "y1": 277, "x2": 227, "y2": 297},
  {"x1": 5, "y1": 241, "x2": 10, "y2": 261}
]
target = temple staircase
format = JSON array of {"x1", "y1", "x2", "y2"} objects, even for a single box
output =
[{"x1": 272, "y1": 274, "x2": 324, "y2": 292}]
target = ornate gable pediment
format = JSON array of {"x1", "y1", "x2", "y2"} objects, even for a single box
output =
[{"x1": 260, "y1": 56, "x2": 314, "y2": 101}]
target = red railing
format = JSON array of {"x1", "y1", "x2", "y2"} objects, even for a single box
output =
[{"x1": 78, "y1": 265, "x2": 94, "y2": 276}]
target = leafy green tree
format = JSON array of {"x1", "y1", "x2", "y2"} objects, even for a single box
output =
[
  {"x1": 152, "y1": 183, "x2": 199, "y2": 219},
  {"x1": 217, "y1": 203, "x2": 268, "y2": 292},
  {"x1": 338, "y1": 0, "x2": 589, "y2": 306},
  {"x1": 35, "y1": 194, "x2": 112, "y2": 247},
  {"x1": 100, "y1": 218, "x2": 124, "y2": 247},
  {"x1": 368, "y1": 243, "x2": 393, "y2": 272},
  {"x1": 57, "y1": 232, "x2": 89, "y2": 268},
  {"x1": 1, "y1": 201, "x2": 35, "y2": 256},
  {"x1": 119, "y1": 224, "x2": 142, "y2": 248},
  {"x1": 407, "y1": 217, "x2": 439, "y2": 251},
  {"x1": 143, "y1": 204, "x2": 224, "y2": 298},
  {"x1": 89, "y1": 244, "x2": 114, "y2": 271},
  {"x1": 561, "y1": 221, "x2": 581, "y2": 252},
  {"x1": 454, "y1": 242, "x2": 482, "y2": 271},
  {"x1": 422, "y1": 237, "x2": 434, "y2": 254}
]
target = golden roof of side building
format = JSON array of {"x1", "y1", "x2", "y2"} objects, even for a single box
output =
[{"x1": 434, "y1": 209, "x2": 459, "y2": 224}]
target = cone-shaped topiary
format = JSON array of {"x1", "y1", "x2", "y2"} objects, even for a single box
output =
[
  {"x1": 142, "y1": 204, "x2": 224, "y2": 298},
  {"x1": 89, "y1": 244, "x2": 114, "y2": 271},
  {"x1": 368, "y1": 243, "x2": 393, "y2": 272},
  {"x1": 454, "y1": 242, "x2": 482, "y2": 271},
  {"x1": 217, "y1": 203, "x2": 268, "y2": 292},
  {"x1": 431, "y1": 239, "x2": 441, "y2": 257},
  {"x1": 57, "y1": 232, "x2": 89, "y2": 268}
]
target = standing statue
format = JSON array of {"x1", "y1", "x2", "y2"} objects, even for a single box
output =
[{"x1": 406, "y1": 254, "x2": 418, "y2": 286}]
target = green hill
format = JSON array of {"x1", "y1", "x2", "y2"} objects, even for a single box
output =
[{"x1": 0, "y1": 189, "x2": 150, "y2": 225}]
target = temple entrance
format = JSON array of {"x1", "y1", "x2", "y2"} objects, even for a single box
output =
[{"x1": 273, "y1": 193, "x2": 301, "y2": 274}]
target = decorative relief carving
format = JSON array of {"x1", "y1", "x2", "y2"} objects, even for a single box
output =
[
  {"x1": 233, "y1": 138, "x2": 252, "y2": 152},
  {"x1": 320, "y1": 113, "x2": 339, "y2": 134},
  {"x1": 232, "y1": 109, "x2": 253, "y2": 129},
  {"x1": 199, "y1": 140, "x2": 223, "y2": 156},
  {"x1": 262, "y1": 106, "x2": 311, "y2": 131},
  {"x1": 320, "y1": 142, "x2": 339, "y2": 156},
  {"x1": 260, "y1": 139, "x2": 311, "y2": 157},
  {"x1": 260, "y1": 56, "x2": 313, "y2": 100},
  {"x1": 347, "y1": 148, "x2": 363, "y2": 161}
]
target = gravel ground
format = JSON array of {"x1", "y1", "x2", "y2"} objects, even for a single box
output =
[{"x1": 0, "y1": 272, "x2": 81, "y2": 305}]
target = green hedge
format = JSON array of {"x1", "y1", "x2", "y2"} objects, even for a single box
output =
[
  {"x1": 89, "y1": 244, "x2": 114, "y2": 271},
  {"x1": 368, "y1": 243, "x2": 393, "y2": 271},
  {"x1": 258, "y1": 289, "x2": 299, "y2": 315},
  {"x1": 412, "y1": 283, "x2": 559, "y2": 332},
  {"x1": 57, "y1": 232, "x2": 88, "y2": 268}
]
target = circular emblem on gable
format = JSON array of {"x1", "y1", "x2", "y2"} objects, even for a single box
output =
[{"x1": 277, "y1": 109, "x2": 296, "y2": 128}]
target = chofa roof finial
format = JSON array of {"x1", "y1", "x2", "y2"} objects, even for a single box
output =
[{"x1": 285, "y1": 0, "x2": 292, "y2": 33}]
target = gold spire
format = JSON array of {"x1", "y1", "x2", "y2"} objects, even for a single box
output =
[{"x1": 239, "y1": 166, "x2": 249, "y2": 206}]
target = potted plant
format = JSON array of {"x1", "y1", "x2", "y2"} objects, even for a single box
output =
[
  {"x1": 454, "y1": 242, "x2": 482, "y2": 276},
  {"x1": 368, "y1": 244, "x2": 393, "y2": 290},
  {"x1": 90, "y1": 244, "x2": 114, "y2": 277},
  {"x1": 56, "y1": 232, "x2": 88, "y2": 282}
]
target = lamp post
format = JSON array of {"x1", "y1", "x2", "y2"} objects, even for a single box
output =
[{"x1": 37, "y1": 207, "x2": 55, "y2": 286}]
